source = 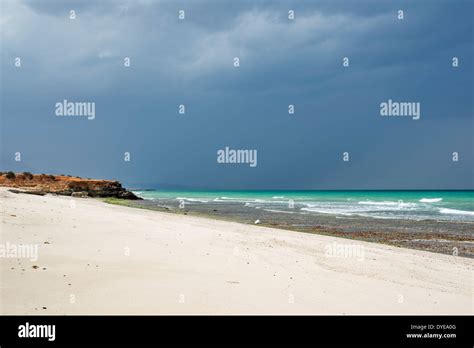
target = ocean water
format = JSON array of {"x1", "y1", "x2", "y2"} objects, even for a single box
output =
[{"x1": 133, "y1": 190, "x2": 474, "y2": 222}]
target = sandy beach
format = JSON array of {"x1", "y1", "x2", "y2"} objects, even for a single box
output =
[{"x1": 0, "y1": 188, "x2": 472, "y2": 315}]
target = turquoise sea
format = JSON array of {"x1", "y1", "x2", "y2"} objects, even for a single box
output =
[{"x1": 133, "y1": 190, "x2": 474, "y2": 222}]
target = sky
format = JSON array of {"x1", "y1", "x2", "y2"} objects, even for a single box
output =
[{"x1": 1, "y1": 0, "x2": 472, "y2": 190}]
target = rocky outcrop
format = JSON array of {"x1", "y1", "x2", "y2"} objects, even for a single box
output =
[{"x1": 0, "y1": 172, "x2": 142, "y2": 200}]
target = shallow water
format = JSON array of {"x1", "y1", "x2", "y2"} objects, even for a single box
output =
[{"x1": 134, "y1": 190, "x2": 474, "y2": 222}]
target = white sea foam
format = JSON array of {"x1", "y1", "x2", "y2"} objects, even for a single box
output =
[
  {"x1": 419, "y1": 198, "x2": 443, "y2": 203},
  {"x1": 176, "y1": 197, "x2": 209, "y2": 203},
  {"x1": 353, "y1": 213, "x2": 396, "y2": 220},
  {"x1": 358, "y1": 200, "x2": 400, "y2": 206},
  {"x1": 301, "y1": 207, "x2": 357, "y2": 216},
  {"x1": 301, "y1": 207, "x2": 421, "y2": 220},
  {"x1": 213, "y1": 197, "x2": 253, "y2": 203},
  {"x1": 214, "y1": 197, "x2": 241, "y2": 202},
  {"x1": 263, "y1": 209, "x2": 296, "y2": 214},
  {"x1": 244, "y1": 199, "x2": 289, "y2": 205},
  {"x1": 439, "y1": 208, "x2": 474, "y2": 216},
  {"x1": 358, "y1": 200, "x2": 417, "y2": 208}
]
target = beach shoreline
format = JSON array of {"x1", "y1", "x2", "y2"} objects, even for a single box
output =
[
  {"x1": 110, "y1": 195, "x2": 474, "y2": 258},
  {"x1": 1, "y1": 188, "x2": 472, "y2": 315}
]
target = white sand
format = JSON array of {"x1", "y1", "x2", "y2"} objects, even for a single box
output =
[{"x1": 0, "y1": 188, "x2": 472, "y2": 315}]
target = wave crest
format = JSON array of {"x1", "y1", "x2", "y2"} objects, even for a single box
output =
[
  {"x1": 439, "y1": 208, "x2": 474, "y2": 216},
  {"x1": 419, "y1": 198, "x2": 443, "y2": 203}
]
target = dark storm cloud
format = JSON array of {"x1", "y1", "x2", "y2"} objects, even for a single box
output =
[{"x1": 1, "y1": 0, "x2": 472, "y2": 189}]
